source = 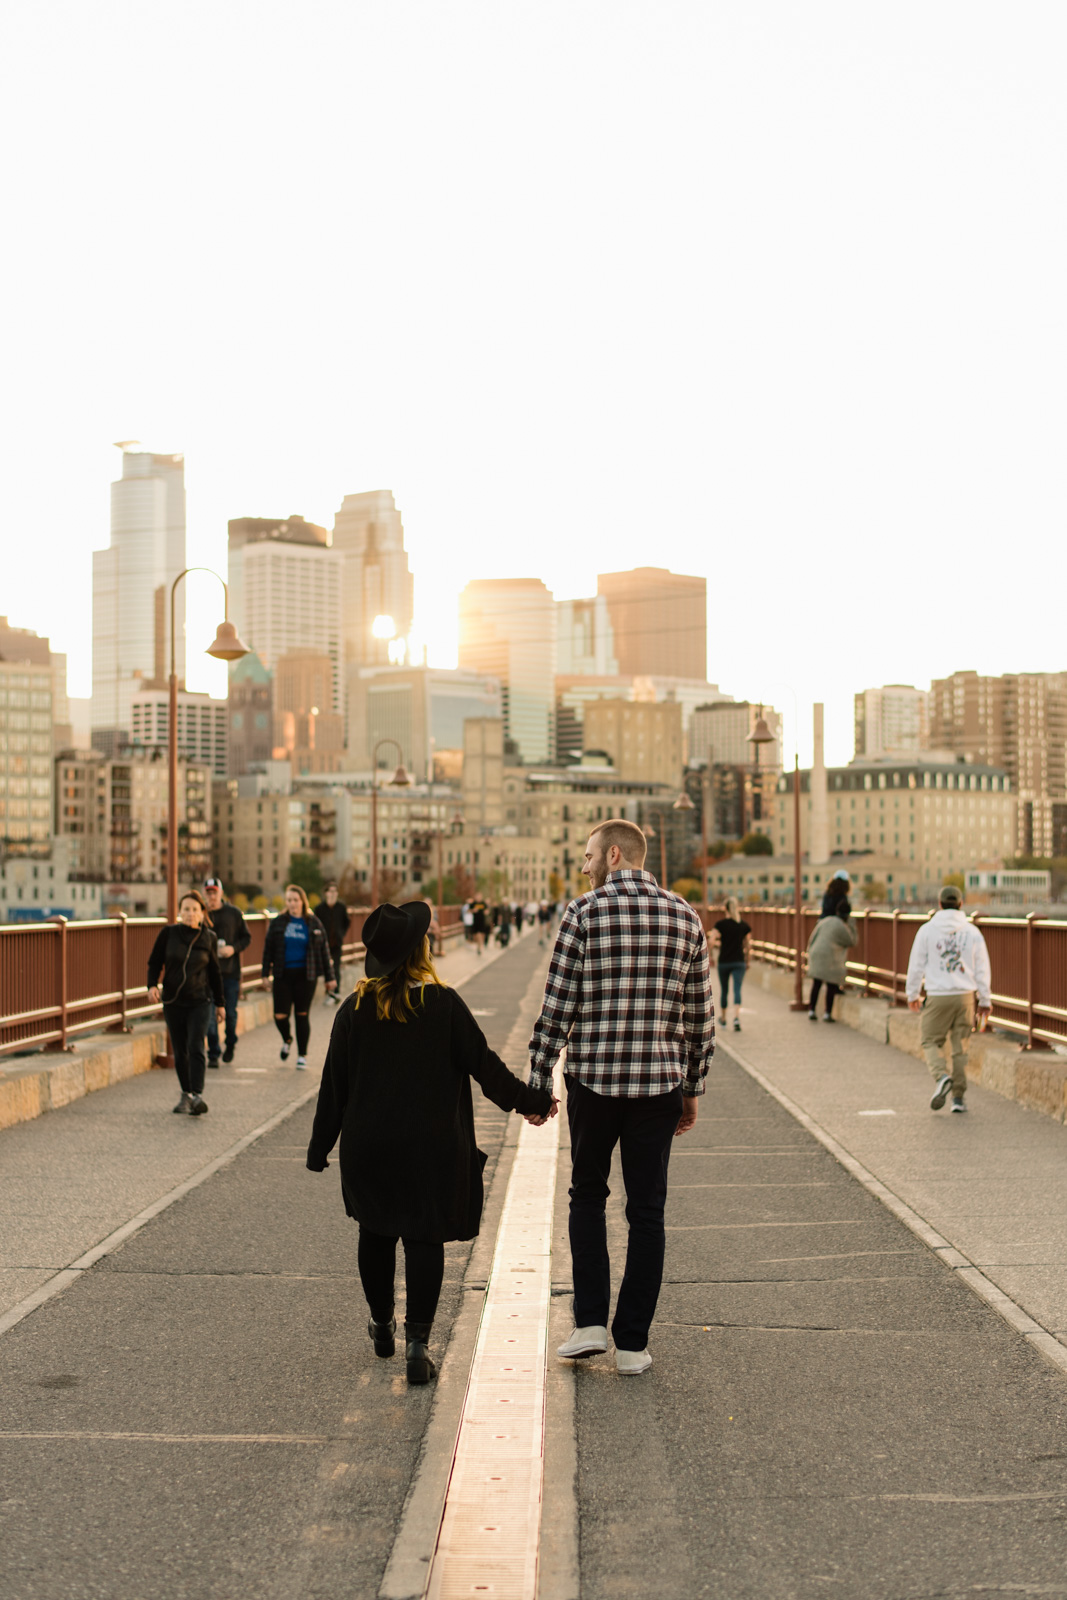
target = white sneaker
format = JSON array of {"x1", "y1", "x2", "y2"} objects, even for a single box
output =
[
  {"x1": 296, "y1": 1056, "x2": 307, "y2": 1070},
  {"x1": 616, "y1": 1348, "x2": 653, "y2": 1376},
  {"x1": 556, "y1": 1325, "x2": 608, "y2": 1359}
]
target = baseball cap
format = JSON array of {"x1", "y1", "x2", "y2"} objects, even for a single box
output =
[
  {"x1": 833, "y1": 869, "x2": 850, "y2": 882},
  {"x1": 939, "y1": 884, "x2": 963, "y2": 907},
  {"x1": 203, "y1": 877, "x2": 223, "y2": 889}
]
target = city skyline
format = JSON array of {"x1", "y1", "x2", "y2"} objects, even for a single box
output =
[{"x1": 4, "y1": 5, "x2": 1067, "y2": 773}]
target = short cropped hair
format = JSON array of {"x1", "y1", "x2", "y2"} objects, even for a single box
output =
[{"x1": 588, "y1": 818, "x2": 647, "y2": 866}]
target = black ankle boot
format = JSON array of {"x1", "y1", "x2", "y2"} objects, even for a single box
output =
[
  {"x1": 404, "y1": 1321, "x2": 436, "y2": 1385},
  {"x1": 368, "y1": 1314, "x2": 396, "y2": 1358}
]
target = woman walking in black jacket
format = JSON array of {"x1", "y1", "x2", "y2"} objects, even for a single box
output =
[
  {"x1": 147, "y1": 890, "x2": 224, "y2": 1116},
  {"x1": 261, "y1": 884, "x2": 336, "y2": 1068},
  {"x1": 307, "y1": 901, "x2": 554, "y2": 1385}
]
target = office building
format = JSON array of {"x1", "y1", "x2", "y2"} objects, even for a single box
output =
[
  {"x1": 331, "y1": 491, "x2": 415, "y2": 669},
  {"x1": 92, "y1": 448, "x2": 186, "y2": 741},
  {"x1": 458, "y1": 579, "x2": 556, "y2": 764},
  {"x1": 227, "y1": 514, "x2": 328, "y2": 644},
  {"x1": 772, "y1": 760, "x2": 1016, "y2": 884},
  {"x1": 583, "y1": 698, "x2": 683, "y2": 786},
  {"x1": 0, "y1": 615, "x2": 71, "y2": 749},
  {"x1": 229, "y1": 521, "x2": 343, "y2": 711},
  {"x1": 597, "y1": 567, "x2": 706, "y2": 680},
  {"x1": 0, "y1": 656, "x2": 54, "y2": 857},
  {"x1": 272, "y1": 652, "x2": 346, "y2": 774},
  {"x1": 348, "y1": 664, "x2": 503, "y2": 783},
  {"x1": 0, "y1": 838, "x2": 103, "y2": 922},
  {"x1": 227, "y1": 652, "x2": 273, "y2": 777},
  {"x1": 690, "y1": 701, "x2": 782, "y2": 770},
  {"x1": 929, "y1": 670, "x2": 1067, "y2": 856},
  {"x1": 129, "y1": 690, "x2": 228, "y2": 779},
  {"x1": 556, "y1": 595, "x2": 619, "y2": 676},
  {"x1": 854, "y1": 685, "x2": 929, "y2": 760}
]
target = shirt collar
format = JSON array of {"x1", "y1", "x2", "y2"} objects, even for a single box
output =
[{"x1": 605, "y1": 868, "x2": 657, "y2": 884}]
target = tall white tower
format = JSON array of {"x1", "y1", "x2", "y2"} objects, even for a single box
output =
[
  {"x1": 331, "y1": 491, "x2": 415, "y2": 669},
  {"x1": 92, "y1": 446, "x2": 186, "y2": 741}
]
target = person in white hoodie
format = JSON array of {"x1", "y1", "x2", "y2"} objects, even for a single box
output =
[{"x1": 905, "y1": 884, "x2": 991, "y2": 1113}]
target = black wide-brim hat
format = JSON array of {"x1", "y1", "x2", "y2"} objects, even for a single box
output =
[{"x1": 362, "y1": 900, "x2": 433, "y2": 977}]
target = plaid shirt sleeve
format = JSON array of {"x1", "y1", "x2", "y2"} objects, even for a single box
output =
[
  {"x1": 681, "y1": 930, "x2": 715, "y2": 1095},
  {"x1": 528, "y1": 902, "x2": 585, "y2": 1095}
]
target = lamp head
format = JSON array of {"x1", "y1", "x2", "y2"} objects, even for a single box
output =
[
  {"x1": 206, "y1": 620, "x2": 250, "y2": 662},
  {"x1": 673, "y1": 792, "x2": 695, "y2": 811},
  {"x1": 389, "y1": 762, "x2": 412, "y2": 787},
  {"x1": 748, "y1": 716, "x2": 775, "y2": 746}
]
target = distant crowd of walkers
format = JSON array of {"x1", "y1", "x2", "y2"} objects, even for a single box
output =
[{"x1": 150, "y1": 844, "x2": 992, "y2": 1383}]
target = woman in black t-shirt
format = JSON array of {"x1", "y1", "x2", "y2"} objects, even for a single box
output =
[{"x1": 709, "y1": 897, "x2": 753, "y2": 1033}]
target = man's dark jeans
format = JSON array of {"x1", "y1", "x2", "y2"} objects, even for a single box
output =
[
  {"x1": 207, "y1": 975, "x2": 241, "y2": 1059},
  {"x1": 164, "y1": 1001, "x2": 213, "y2": 1095},
  {"x1": 565, "y1": 1074, "x2": 683, "y2": 1351}
]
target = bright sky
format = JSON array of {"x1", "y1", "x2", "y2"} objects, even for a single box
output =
[{"x1": 2, "y1": 2, "x2": 1063, "y2": 767}]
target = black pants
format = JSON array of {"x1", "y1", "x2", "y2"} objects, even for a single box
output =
[
  {"x1": 566, "y1": 1074, "x2": 683, "y2": 1351},
  {"x1": 809, "y1": 978, "x2": 840, "y2": 1015},
  {"x1": 163, "y1": 1000, "x2": 212, "y2": 1095},
  {"x1": 273, "y1": 972, "x2": 316, "y2": 1053},
  {"x1": 328, "y1": 947, "x2": 342, "y2": 992},
  {"x1": 207, "y1": 974, "x2": 241, "y2": 1058},
  {"x1": 357, "y1": 1228, "x2": 445, "y2": 1326}
]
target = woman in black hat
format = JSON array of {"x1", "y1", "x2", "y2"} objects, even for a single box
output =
[{"x1": 306, "y1": 900, "x2": 554, "y2": 1385}]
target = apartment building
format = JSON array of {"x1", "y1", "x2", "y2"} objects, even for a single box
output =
[
  {"x1": 772, "y1": 761, "x2": 1015, "y2": 884},
  {"x1": 54, "y1": 746, "x2": 212, "y2": 888},
  {"x1": 582, "y1": 698, "x2": 683, "y2": 786},
  {"x1": 129, "y1": 690, "x2": 228, "y2": 780},
  {"x1": 930, "y1": 670, "x2": 1067, "y2": 856}
]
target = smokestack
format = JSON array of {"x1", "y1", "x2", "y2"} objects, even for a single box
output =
[{"x1": 810, "y1": 702, "x2": 830, "y2": 865}]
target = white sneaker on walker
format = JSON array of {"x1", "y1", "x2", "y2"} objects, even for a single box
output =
[
  {"x1": 616, "y1": 1348, "x2": 653, "y2": 1376},
  {"x1": 557, "y1": 1325, "x2": 608, "y2": 1359}
]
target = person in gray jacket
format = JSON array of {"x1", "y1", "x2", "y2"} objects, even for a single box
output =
[
  {"x1": 906, "y1": 883, "x2": 991, "y2": 1113},
  {"x1": 806, "y1": 907, "x2": 857, "y2": 1022}
]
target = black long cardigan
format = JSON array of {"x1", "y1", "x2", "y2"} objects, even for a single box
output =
[{"x1": 306, "y1": 986, "x2": 552, "y2": 1242}]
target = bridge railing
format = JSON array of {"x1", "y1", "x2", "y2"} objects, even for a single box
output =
[
  {"x1": 700, "y1": 904, "x2": 1067, "y2": 1052},
  {"x1": 0, "y1": 905, "x2": 465, "y2": 1058}
]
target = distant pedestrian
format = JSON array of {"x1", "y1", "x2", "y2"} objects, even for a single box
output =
[
  {"x1": 147, "y1": 889, "x2": 224, "y2": 1117},
  {"x1": 423, "y1": 897, "x2": 442, "y2": 957},
  {"x1": 306, "y1": 901, "x2": 552, "y2": 1384},
  {"x1": 806, "y1": 905, "x2": 857, "y2": 1021},
  {"x1": 461, "y1": 901, "x2": 474, "y2": 942},
  {"x1": 537, "y1": 900, "x2": 553, "y2": 945},
  {"x1": 821, "y1": 869, "x2": 852, "y2": 919},
  {"x1": 512, "y1": 901, "x2": 524, "y2": 938},
  {"x1": 262, "y1": 884, "x2": 337, "y2": 1069},
  {"x1": 906, "y1": 884, "x2": 991, "y2": 1113},
  {"x1": 469, "y1": 894, "x2": 490, "y2": 954},
  {"x1": 202, "y1": 877, "x2": 250, "y2": 1064},
  {"x1": 709, "y1": 897, "x2": 752, "y2": 1033},
  {"x1": 316, "y1": 882, "x2": 351, "y2": 1006},
  {"x1": 529, "y1": 819, "x2": 714, "y2": 1377}
]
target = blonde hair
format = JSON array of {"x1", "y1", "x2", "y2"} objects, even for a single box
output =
[
  {"x1": 725, "y1": 896, "x2": 740, "y2": 921},
  {"x1": 354, "y1": 936, "x2": 447, "y2": 1023},
  {"x1": 284, "y1": 883, "x2": 311, "y2": 915}
]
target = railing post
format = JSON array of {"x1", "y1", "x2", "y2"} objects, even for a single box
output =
[
  {"x1": 862, "y1": 909, "x2": 871, "y2": 996},
  {"x1": 891, "y1": 909, "x2": 900, "y2": 1006},
  {"x1": 119, "y1": 913, "x2": 129, "y2": 1031},
  {"x1": 1023, "y1": 912, "x2": 1049, "y2": 1052},
  {"x1": 48, "y1": 916, "x2": 71, "y2": 1052}
]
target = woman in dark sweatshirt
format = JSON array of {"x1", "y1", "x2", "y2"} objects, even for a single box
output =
[
  {"x1": 147, "y1": 890, "x2": 224, "y2": 1116},
  {"x1": 307, "y1": 900, "x2": 553, "y2": 1385}
]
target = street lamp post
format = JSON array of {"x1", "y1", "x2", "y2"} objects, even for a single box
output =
[
  {"x1": 646, "y1": 791, "x2": 694, "y2": 890},
  {"x1": 166, "y1": 569, "x2": 248, "y2": 923},
  {"x1": 370, "y1": 738, "x2": 411, "y2": 907},
  {"x1": 789, "y1": 751, "x2": 807, "y2": 1010}
]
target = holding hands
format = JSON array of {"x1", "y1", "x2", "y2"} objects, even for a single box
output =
[{"x1": 524, "y1": 1096, "x2": 559, "y2": 1128}]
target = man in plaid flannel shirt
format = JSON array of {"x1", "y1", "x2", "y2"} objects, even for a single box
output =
[{"x1": 527, "y1": 818, "x2": 714, "y2": 1375}]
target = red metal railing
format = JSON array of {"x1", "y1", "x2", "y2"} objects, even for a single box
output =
[
  {"x1": 0, "y1": 905, "x2": 465, "y2": 1059},
  {"x1": 712, "y1": 904, "x2": 1067, "y2": 1051}
]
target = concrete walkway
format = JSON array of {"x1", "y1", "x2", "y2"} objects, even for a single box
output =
[{"x1": 725, "y1": 985, "x2": 1067, "y2": 1348}]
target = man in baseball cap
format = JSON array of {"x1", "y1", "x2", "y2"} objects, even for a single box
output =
[
  {"x1": 905, "y1": 884, "x2": 992, "y2": 1113},
  {"x1": 202, "y1": 878, "x2": 250, "y2": 1065}
]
